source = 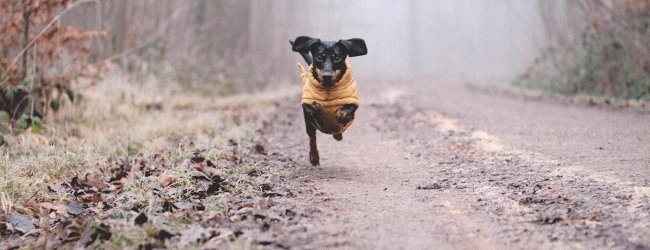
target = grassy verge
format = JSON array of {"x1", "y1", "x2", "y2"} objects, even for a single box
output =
[
  {"x1": 479, "y1": 83, "x2": 650, "y2": 113},
  {"x1": 0, "y1": 73, "x2": 299, "y2": 248}
]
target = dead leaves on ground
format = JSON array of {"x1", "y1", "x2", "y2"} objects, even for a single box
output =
[{"x1": 0, "y1": 136, "x2": 295, "y2": 249}]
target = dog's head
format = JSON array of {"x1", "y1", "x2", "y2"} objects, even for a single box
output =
[{"x1": 292, "y1": 36, "x2": 367, "y2": 87}]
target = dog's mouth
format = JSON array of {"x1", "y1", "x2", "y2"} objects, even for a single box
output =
[{"x1": 315, "y1": 68, "x2": 342, "y2": 87}]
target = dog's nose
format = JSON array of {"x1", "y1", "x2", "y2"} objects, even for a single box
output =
[{"x1": 322, "y1": 71, "x2": 333, "y2": 86}]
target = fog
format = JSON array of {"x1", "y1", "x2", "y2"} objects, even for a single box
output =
[
  {"x1": 62, "y1": 0, "x2": 557, "y2": 88},
  {"x1": 286, "y1": 0, "x2": 547, "y2": 83}
]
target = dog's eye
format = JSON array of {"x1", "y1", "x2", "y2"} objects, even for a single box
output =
[
  {"x1": 316, "y1": 55, "x2": 324, "y2": 61},
  {"x1": 334, "y1": 56, "x2": 341, "y2": 61}
]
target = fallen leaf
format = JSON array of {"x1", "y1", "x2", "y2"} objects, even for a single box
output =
[
  {"x1": 76, "y1": 221, "x2": 111, "y2": 248},
  {"x1": 143, "y1": 223, "x2": 174, "y2": 240},
  {"x1": 253, "y1": 144, "x2": 266, "y2": 155},
  {"x1": 173, "y1": 201, "x2": 193, "y2": 211},
  {"x1": 48, "y1": 181, "x2": 68, "y2": 194},
  {"x1": 79, "y1": 193, "x2": 102, "y2": 203},
  {"x1": 232, "y1": 206, "x2": 254, "y2": 215},
  {"x1": 206, "y1": 176, "x2": 223, "y2": 194},
  {"x1": 194, "y1": 164, "x2": 222, "y2": 177},
  {"x1": 41, "y1": 203, "x2": 67, "y2": 217},
  {"x1": 79, "y1": 170, "x2": 107, "y2": 189},
  {"x1": 67, "y1": 201, "x2": 85, "y2": 216},
  {"x1": 191, "y1": 156, "x2": 205, "y2": 163},
  {"x1": 134, "y1": 213, "x2": 148, "y2": 225},
  {"x1": 159, "y1": 173, "x2": 176, "y2": 187},
  {"x1": 162, "y1": 200, "x2": 179, "y2": 212},
  {"x1": 243, "y1": 166, "x2": 258, "y2": 176},
  {"x1": 238, "y1": 203, "x2": 254, "y2": 209},
  {"x1": 9, "y1": 213, "x2": 36, "y2": 234}
]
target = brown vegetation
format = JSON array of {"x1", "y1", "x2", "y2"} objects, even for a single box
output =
[
  {"x1": 518, "y1": 0, "x2": 650, "y2": 100},
  {"x1": 0, "y1": 0, "x2": 104, "y2": 130},
  {"x1": 0, "y1": 75, "x2": 299, "y2": 248},
  {"x1": 65, "y1": 0, "x2": 297, "y2": 91}
]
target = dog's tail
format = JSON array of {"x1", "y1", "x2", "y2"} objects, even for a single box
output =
[{"x1": 289, "y1": 40, "x2": 313, "y2": 65}]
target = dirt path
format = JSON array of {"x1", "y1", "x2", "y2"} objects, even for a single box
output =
[
  {"x1": 264, "y1": 80, "x2": 650, "y2": 249},
  {"x1": 5, "y1": 78, "x2": 648, "y2": 249}
]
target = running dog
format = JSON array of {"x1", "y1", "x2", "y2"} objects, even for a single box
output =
[{"x1": 290, "y1": 36, "x2": 368, "y2": 166}]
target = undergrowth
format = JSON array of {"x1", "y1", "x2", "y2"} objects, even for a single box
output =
[{"x1": 516, "y1": 0, "x2": 649, "y2": 100}]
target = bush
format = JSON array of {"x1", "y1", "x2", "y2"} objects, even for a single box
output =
[
  {"x1": 517, "y1": 0, "x2": 650, "y2": 100},
  {"x1": 0, "y1": 0, "x2": 104, "y2": 133}
]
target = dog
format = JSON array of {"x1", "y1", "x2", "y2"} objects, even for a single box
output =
[{"x1": 290, "y1": 36, "x2": 368, "y2": 166}]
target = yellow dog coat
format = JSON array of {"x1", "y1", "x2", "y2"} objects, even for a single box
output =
[{"x1": 298, "y1": 61, "x2": 359, "y2": 134}]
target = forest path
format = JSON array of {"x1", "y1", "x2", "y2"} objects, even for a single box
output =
[{"x1": 267, "y1": 79, "x2": 650, "y2": 249}]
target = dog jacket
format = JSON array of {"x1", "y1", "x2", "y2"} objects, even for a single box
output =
[{"x1": 297, "y1": 60, "x2": 359, "y2": 134}]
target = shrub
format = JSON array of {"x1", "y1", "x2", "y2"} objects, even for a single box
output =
[
  {"x1": 517, "y1": 0, "x2": 650, "y2": 100},
  {"x1": 0, "y1": 0, "x2": 104, "y2": 134}
]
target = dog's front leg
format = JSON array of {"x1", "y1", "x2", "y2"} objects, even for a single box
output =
[
  {"x1": 336, "y1": 104, "x2": 358, "y2": 124},
  {"x1": 302, "y1": 103, "x2": 321, "y2": 166}
]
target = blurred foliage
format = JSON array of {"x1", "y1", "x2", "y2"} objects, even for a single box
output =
[
  {"x1": 517, "y1": 0, "x2": 650, "y2": 100},
  {"x1": 0, "y1": 0, "x2": 105, "y2": 135},
  {"x1": 72, "y1": 0, "x2": 292, "y2": 94}
]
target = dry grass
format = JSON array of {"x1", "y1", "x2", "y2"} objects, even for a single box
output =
[
  {"x1": 0, "y1": 71, "x2": 297, "y2": 224},
  {"x1": 0, "y1": 71, "x2": 301, "y2": 248}
]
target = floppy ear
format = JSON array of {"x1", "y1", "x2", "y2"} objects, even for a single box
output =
[
  {"x1": 338, "y1": 38, "x2": 367, "y2": 57},
  {"x1": 292, "y1": 36, "x2": 321, "y2": 53}
]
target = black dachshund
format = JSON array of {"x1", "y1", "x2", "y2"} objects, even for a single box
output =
[{"x1": 290, "y1": 36, "x2": 368, "y2": 166}]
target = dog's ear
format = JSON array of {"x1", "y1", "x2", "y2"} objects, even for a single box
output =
[
  {"x1": 292, "y1": 36, "x2": 321, "y2": 53},
  {"x1": 338, "y1": 38, "x2": 367, "y2": 57}
]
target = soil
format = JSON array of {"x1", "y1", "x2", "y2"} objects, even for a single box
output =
[
  {"x1": 260, "y1": 79, "x2": 650, "y2": 249},
  {"x1": 3, "y1": 79, "x2": 649, "y2": 249}
]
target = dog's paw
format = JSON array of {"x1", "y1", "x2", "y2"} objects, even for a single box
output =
[
  {"x1": 333, "y1": 133, "x2": 343, "y2": 141},
  {"x1": 309, "y1": 153, "x2": 320, "y2": 166},
  {"x1": 311, "y1": 102, "x2": 323, "y2": 113},
  {"x1": 304, "y1": 102, "x2": 323, "y2": 116},
  {"x1": 336, "y1": 109, "x2": 353, "y2": 124}
]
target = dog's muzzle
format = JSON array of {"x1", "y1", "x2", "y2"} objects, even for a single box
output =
[{"x1": 321, "y1": 71, "x2": 334, "y2": 86}]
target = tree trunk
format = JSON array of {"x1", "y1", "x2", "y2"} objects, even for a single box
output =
[{"x1": 21, "y1": 0, "x2": 30, "y2": 81}]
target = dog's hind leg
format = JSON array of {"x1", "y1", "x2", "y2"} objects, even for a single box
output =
[
  {"x1": 303, "y1": 104, "x2": 320, "y2": 166},
  {"x1": 333, "y1": 133, "x2": 343, "y2": 141}
]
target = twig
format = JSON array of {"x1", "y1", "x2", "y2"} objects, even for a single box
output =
[
  {"x1": 24, "y1": 189, "x2": 39, "y2": 204},
  {"x1": 21, "y1": 229, "x2": 40, "y2": 239}
]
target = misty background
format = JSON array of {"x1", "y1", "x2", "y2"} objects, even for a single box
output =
[{"x1": 62, "y1": 0, "x2": 560, "y2": 90}]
